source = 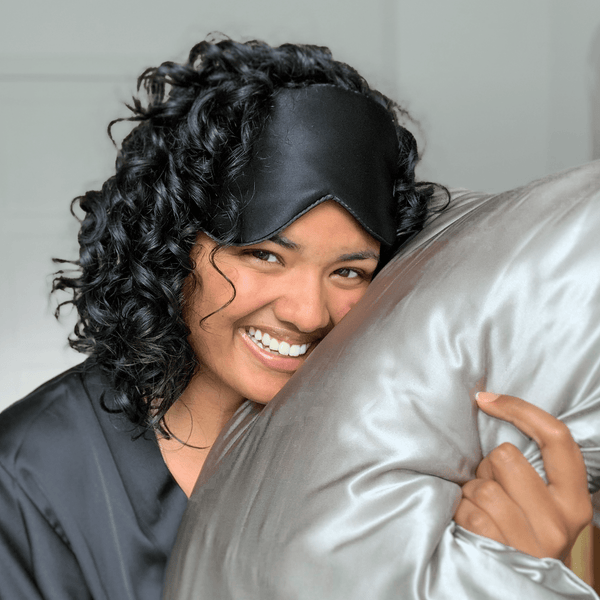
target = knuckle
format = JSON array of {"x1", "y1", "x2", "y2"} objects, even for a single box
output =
[
  {"x1": 537, "y1": 519, "x2": 570, "y2": 555},
  {"x1": 544, "y1": 421, "x2": 573, "y2": 446},
  {"x1": 460, "y1": 480, "x2": 475, "y2": 496},
  {"x1": 582, "y1": 502, "x2": 594, "y2": 526},
  {"x1": 471, "y1": 480, "x2": 501, "y2": 505},
  {"x1": 489, "y1": 443, "x2": 520, "y2": 466},
  {"x1": 545, "y1": 526, "x2": 569, "y2": 556},
  {"x1": 463, "y1": 510, "x2": 493, "y2": 533},
  {"x1": 571, "y1": 498, "x2": 594, "y2": 528}
]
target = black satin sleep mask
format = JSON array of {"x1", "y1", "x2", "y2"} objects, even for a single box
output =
[{"x1": 206, "y1": 84, "x2": 400, "y2": 247}]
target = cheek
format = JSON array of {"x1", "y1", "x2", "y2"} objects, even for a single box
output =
[
  {"x1": 331, "y1": 288, "x2": 369, "y2": 325},
  {"x1": 192, "y1": 266, "x2": 276, "y2": 332},
  {"x1": 194, "y1": 264, "x2": 241, "y2": 317}
]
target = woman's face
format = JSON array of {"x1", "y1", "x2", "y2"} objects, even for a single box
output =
[{"x1": 185, "y1": 201, "x2": 381, "y2": 405}]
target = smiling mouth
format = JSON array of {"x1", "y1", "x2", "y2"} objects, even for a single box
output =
[{"x1": 246, "y1": 327, "x2": 313, "y2": 357}]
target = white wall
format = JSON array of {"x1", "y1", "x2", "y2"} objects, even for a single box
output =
[
  {"x1": 393, "y1": 0, "x2": 600, "y2": 190},
  {"x1": 1, "y1": 0, "x2": 599, "y2": 410}
]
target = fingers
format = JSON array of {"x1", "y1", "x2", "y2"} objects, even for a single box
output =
[
  {"x1": 455, "y1": 393, "x2": 593, "y2": 559},
  {"x1": 476, "y1": 442, "x2": 549, "y2": 503},
  {"x1": 475, "y1": 443, "x2": 565, "y2": 543},
  {"x1": 475, "y1": 393, "x2": 593, "y2": 544},
  {"x1": 475, "y1": 393, "x2": 588, "y2": 502},
  {"x1": 454, "y1": 495, "x2": 509, "y2": 547},
  {"x1": 458, "y1": 477, "x2": 558, "y2": 558}
]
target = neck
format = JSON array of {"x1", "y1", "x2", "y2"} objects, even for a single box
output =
[{"x1": 157, "y1": 370, "x2": 245, "y2": 497}]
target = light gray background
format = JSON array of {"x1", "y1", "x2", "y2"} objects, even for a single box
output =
[{"x1": 1, "y1": 0, "x2": 599, "y2": 411}]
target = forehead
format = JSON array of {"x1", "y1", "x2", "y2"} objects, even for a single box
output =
[
  {"x1": 275, "y1": 201, "x2": 380, "y2": 250},
  {"x1": 193, "y1": 201, "x2": 381, "y2": 262}
]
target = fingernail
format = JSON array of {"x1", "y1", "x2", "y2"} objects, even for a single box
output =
[{"x1": 476, "y1": 392, "x2": 501, "y2": 403}]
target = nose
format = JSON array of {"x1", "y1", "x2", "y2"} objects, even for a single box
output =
[{"x1": 273, "y1": 271, "x2": 332, "y2": 333}]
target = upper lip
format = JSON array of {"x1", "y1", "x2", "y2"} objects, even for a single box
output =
[{"x1": 242, "y1": 325, "x2": 325, "y2": 346}]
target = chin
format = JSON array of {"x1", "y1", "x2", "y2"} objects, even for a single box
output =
[{"x1": 243, "y1": 375, "x2": 293, "y2": 405}]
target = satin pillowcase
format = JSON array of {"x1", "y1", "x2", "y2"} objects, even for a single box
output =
[{"x1": 164, "y1": 162, "x2": 600, "y2": 600}]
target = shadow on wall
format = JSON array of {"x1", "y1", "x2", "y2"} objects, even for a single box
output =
[{"x1": 591, "y1": 22, "x2": 600, "y2": 160}]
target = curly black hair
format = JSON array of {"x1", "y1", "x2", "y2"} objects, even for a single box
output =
[{"x1": 53, "y1": 37, "x2": 438, "y2": 435}]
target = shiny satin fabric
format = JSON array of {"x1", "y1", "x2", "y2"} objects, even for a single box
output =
[
  {"x1": 206, "y1": 84, "x2": 399, "y2": 246},
  {"x1": 0, "y1": 363, "x2": 187, "y2": 599},
  {"x1": 164, "y1": 161, "x2": 600, "y2": 599}
]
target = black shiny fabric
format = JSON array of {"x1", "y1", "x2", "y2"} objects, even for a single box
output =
[
  {"x1": 208, "y1": 84, "x2": 399, "y2": 246},
  {"x1": 0, "y1": 362, "x2": 187, "y2": 600}
]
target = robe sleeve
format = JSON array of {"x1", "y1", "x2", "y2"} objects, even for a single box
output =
[{"x1": 0, "y1": 462, "x2": 93, "y2": 600}]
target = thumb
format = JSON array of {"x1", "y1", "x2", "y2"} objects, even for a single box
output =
[
  {"x1": 475, "y1": 392, "x2": 526, "y2": 421},
  {"x1": 475, "y1": 392, "x2": 589, "y2": 503},
  {"x1": 475, "y1": 392, "x2": 567, "y2": 454}
]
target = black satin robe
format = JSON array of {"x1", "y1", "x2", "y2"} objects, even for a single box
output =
[{"x1": 0, "y1": 361, "x2": 187, "y2": 599}]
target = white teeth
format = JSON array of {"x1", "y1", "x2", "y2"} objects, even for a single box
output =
[{"x1": 246, "y1": 329, "x2": 310, "y2": 357}]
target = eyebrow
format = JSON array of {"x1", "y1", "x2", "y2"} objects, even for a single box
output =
[
  {"x1": 269, "y1": 234, "x2": 300, "y2": 250},
  {"x1": 269, "y1": 234, "x2": 380, "y2": 262},
  {"x1": 337, "y1": 250, "x2": 380, "y2": 262}
]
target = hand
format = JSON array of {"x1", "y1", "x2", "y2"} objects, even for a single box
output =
[{"x1": 453, "y1": 393, "x2": 593, "y2": 560}]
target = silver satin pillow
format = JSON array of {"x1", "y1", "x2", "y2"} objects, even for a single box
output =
[{"x1": 164, "y1": 161, "x2": 600, "y2": 600}]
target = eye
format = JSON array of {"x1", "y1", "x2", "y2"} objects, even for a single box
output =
[
  {"x1": 253, "y1": 250, "x2": 278, "y2": 263},
  {"x1": 245, "y1": 249, "x2": 281, "y2": 264},
  {"x1": 335, "y1": 268, "x2": 360, "y2": 279},
  {"x1": 332, "y1": 267, "x2": 373, "y2": 283}
]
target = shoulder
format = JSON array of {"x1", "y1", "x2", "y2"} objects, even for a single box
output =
[
  {"x1": 0, "y1": 361, "x2": 110, "y2": 474},
  {"x1": 0, "y1": 360, "x2": 140, "y2": 530}
]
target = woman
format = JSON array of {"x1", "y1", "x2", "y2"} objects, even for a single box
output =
[{"x1": 0, "y1": 38, "x2": 590, "y2": 599}]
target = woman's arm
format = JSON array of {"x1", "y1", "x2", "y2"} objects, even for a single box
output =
[{"x1": 454, "y1": 393, "x2": 593, "y2": 559}]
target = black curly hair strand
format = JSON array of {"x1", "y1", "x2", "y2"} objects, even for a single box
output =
[{"x1": 53, "y1": 38, "x2": 439, "y2": 436}]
